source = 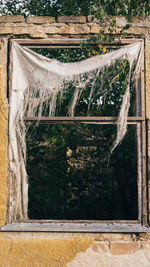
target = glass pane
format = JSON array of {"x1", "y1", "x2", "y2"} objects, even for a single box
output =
[
  {"x1": 30, "y1": 48, "x2": 139, "y2": 117},
  {"x1": 27, "y1": 123, "x2": 138, "y2": 220}
]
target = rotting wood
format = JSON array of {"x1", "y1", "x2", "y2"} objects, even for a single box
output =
[
  {"x1": 24, "y1": 116, "x2": 145, "y2": 122},
  {"x1": 137, "y1": 123, "x2": 142, "y2": 223},
  {"x1": 7, "y1": 37, "x2": 147, "y2": 228},
  {"x1": 13, "y1": 38, "x2": 143, "y2": 46},
  {"x1": 142, "y1": 120, "x2": 147, "y2": 225},
  {"x1": 140, "y1": 48, "x2": 147, "y2": 225}
]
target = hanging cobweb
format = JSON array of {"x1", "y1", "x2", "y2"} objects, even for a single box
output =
[{"x1": 8, "y1": 40, "x2": 144, "y2": 220}]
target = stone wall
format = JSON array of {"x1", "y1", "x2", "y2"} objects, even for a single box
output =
[
  {"x1": 0, "y1": 15, "x2": 150, "y2": 37},
  {"x1": 0, "y1": 15, "x2": 150, "y2": 266}
]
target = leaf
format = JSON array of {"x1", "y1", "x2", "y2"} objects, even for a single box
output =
[
  {"x1": 98, "y1": 44, "x2": 103, "y2": 49},
  {"x1": 103, "y1": 46, "x2": 107, "y2": 53},
  {"x1": 123, "y1": 24, "x2": 130, "y2": 30}
]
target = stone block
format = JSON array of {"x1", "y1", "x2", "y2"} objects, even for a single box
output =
[
  {"x1": 131, "y1": 16, "x2": 150, "y2": 28},
  {"x1": 110, "y1": 242, "x2": 140, "y2": 255},
  {"x1": 44, "y1": 26, "x2": 59, "y2": 34},
  {"x1": 59, "y1": 24, "x2": 90, "y2": 34},
  {"x1": 131, "y1": 17, "x2": 141, "y2": 24},
  {"x1": 67, "y1": 24, "x2": 90, "y2": 34},
  {"x1": 89, "y1": 23, "x2": 101, "y2": 34},
  {"x1": 116, "y1": 16, "x2": 128, "y2": 27},
  {"x1": 12, "y1": 26, "x2": 31, "y2": 35},
  {"x1": 0, "y1": 27, "x2": 12, "y2": 34},
  {"x1": 57, "y1": 16, "x2": 86, "y2": 23},
  {"x1": 29, "y1": 32, "x2": 48, "y2": 39},
  {"x1": 87, "y1": 15, "x2": 99, "y2": 23},
  {"x1": 126, "y1": 26, "x2": 148, "y2": 35},
  {"x1": 27, "y1": 16, "x2": 55, "y2": 24},
  {"x1": 59, "y1": 25, "x2": 70, "y2": 34},
  {"x1": 0, "y1": 15, "x2": 24, "y2": 23}
]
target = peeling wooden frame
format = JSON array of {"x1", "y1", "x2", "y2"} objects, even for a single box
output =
[{"x1": 5, "y1": 37, "x2": 148, "y2": 232}]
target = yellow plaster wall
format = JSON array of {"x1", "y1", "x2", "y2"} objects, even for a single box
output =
[
  {"x1": 0, "y1": 233, "x2": 93, "y2": 267},
  {"x1": 0, "y1": 232, "x2": 150, "y2": 267}
]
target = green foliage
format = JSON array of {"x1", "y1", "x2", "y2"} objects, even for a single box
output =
[
  {"x1": 0, "y1": 0, "x2": 95, "y2": 16},
  {"x1": 0, "y1": 0, "x2": 150, "y2": 17},
  {"x1": 90, "y1": 0, "x2": 150, "y2": 18},
  {"x1": 0, "y1": 0, "x2": 27, "y2": 16}
]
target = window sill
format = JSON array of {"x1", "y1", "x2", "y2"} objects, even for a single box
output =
[{"x1": 1, "y1": 222, "x2": 150, "y2": 232}]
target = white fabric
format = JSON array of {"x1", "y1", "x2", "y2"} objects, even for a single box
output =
[{"x1": 9, "y1": 41, "x2": 144, "y2": 220}]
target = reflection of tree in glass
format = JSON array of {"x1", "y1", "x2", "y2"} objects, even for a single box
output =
[{"x1": 27, "y1": 124, "x2": 138, "y2": 220}]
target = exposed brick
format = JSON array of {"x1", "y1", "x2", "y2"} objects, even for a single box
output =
[
  {"x1": 141, "y1": 241, "x2": 150, "y2": 249},
  {"x1": 94, "y1": 233, "x2": 133, "y2": 241},
  {"x1": 92, "y1": 242, "x2": 109, "y2": 252},
  {"x1": 0, "y1": 15, "x2": 24, "y2": 23},
  {"x1": 110, "y1": 242, "x2": 140, "y2": 255},
  {"x1": 137, "y1": 233, "x2": 150, "y2": 240},
  {"x1": 57, "y1": 16, "x2": 86, "y2": 23},
  {"x1": 27, "y1": 16, "x2": 55, "y2": 24}
]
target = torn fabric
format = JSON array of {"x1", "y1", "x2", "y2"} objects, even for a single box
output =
[{"x1": 9, "y1": 40, "x2": 144, "y2": 220}]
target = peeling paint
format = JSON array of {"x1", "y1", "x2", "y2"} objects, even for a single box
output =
[
  {"x1": 0, "y1": 233, "x2": 93, "y2": 267},
  {"x1": 68, "y1": 247, "x2": 150, "y2": 267}
]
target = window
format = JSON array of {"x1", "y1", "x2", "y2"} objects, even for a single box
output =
[{"x1": 6, "y1": 38, "x2": 148, "y2": 232}]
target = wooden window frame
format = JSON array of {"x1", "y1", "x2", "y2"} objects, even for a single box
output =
[{"x1": 3, "y1": 37, "x2": 149, "y2": 233}]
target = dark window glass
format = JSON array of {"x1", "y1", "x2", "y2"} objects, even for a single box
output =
[{"x1": 27, "y1": 124, "x2": 138, "y2": 220}]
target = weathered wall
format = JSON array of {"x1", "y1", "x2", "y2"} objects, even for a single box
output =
[{"x1": 0, "y1": 15, "x2": 150, "y2": 266}]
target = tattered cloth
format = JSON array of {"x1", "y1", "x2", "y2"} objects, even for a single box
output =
[{"x1": 9, "y1": 41, "x2": 144, "y2": 220}]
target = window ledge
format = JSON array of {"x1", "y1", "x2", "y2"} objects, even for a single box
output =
[{"x1": 1, "y1": 222, "x2": 150, "y2": 232}]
